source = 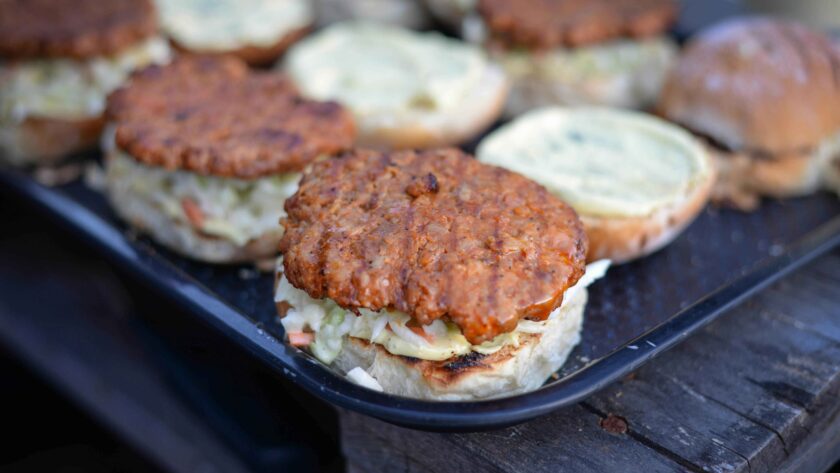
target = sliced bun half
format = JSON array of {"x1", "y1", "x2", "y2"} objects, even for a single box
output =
[
  {"x1": 477, "y1": 107, "x2": 715, "y2": 264},
  {"x1": 284, "y1": 22, "x2": 508, "y2": 150},
  {"x1": 157, "y1": 0, "x2": 313, "y2": 67}
]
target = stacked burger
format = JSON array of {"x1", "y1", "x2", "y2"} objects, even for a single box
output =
[{"x1": 0, "y1": 0, "x2": 170, "y2": 166}]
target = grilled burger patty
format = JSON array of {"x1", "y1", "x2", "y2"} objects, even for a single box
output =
[
  {"x1": 107, "y1": 56, "x2": 356, "y2": 178},
  {"x1": 279, "y1": 148, "x2": 588, "y2": 344}
]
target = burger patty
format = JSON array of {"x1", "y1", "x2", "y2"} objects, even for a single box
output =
[
  {"x1": 0, "y1": 0, "x2": 158, "y2": 59},
  {"x1": 478, "y1": 0, "x2": 677, "y2": 50},
  {"x1": 107, "y1": 56, "x2": 356, "y2": 178},
  {"x1": 279, "y1": 148, "x2": 588, "y2": 344}
]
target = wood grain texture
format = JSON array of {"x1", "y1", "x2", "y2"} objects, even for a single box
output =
[{"x1": 341, "y1": 250, "x2": 840, "y2": 473}]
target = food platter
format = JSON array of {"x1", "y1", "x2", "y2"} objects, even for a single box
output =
[{"x1": 3, "y1": 165, "x2": 838, "y2": 431}]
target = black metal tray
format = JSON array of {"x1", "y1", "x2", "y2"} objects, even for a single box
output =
[{"x1": 3, "y1": 166, "x2": 839, "y2": 431}]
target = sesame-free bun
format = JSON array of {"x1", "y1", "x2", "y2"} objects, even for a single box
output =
[
  {"x1": 354, "y1": 64, "x2": 506, "y2": 150},
  {"x1": 0, "y1": 115, "x2": 104, "y2": 166},
  {"x1": 658, "y1": 17, "x2": 840, "y2": 155},
  {"x1": 580, "y1": 166, "x2": 714, "y2": 263},
  {"x1": 284, "y1": 22, "x2": 508, "y2": 150},
  {"x1": 156, "y1": 0, "x2": 313, "y2": 67},
  {"x1": 477, "y1": 107, "x2": 715, "y2": 264},
  {"x1": 170, "y1": 26, "x2": 311, "y2": 67}
]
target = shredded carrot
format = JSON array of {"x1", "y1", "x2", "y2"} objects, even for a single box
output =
[
  {"x1": 288, "y1": 331, "x2": 315, "y2": 347},
  {"x1": 408, "y1": 325, "x2": 434, "y2": 341},
  {"x1": 181, "y1": 197, "x2": 204, "y2": 228}
]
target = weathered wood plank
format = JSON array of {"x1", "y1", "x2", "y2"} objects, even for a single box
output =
[
  {"x1": 778, "y1": 400, "x2": 840, "y2": 473},
  {"x1": 339, "y1": 251, "x2": 840, "y2": 473},
  {"x1": 585, "y1": 371, "x2": 767, "y2": 473},
  {"x1": 340, "y1": 406, "x2": 687, "y2": 473}
]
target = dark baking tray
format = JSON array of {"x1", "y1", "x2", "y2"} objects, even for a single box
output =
[{"x1": 3, "y1": 166, "x2": 840, "y2": 431}]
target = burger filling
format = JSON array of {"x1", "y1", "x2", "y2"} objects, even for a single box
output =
[
  {"x1": 0, "y1": 37, "x2": 171, "y2": 123},
  {"x1": 500, "y1": 36, "x2": 674, "y2": 86},
  {"x1": 276, "y1": 260, "x2": 609, "y2": 364},
  {"x1": 496, "y1": 37, "x2": 676, "y2": 108},
  {"x1": 156, "y1": 0, "x2": 312, "y2": 51},
  {"x1": 105, "y1": 138, "x2": 300, "y2": 246}
]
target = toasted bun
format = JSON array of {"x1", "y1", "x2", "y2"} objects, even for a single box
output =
[
  {"x1": 356, "y1": 65, "x2": 507, "y2": 150},
  {"x1": 0, "y1": 115, "x2": 103, "y2": 166},
  {"x1": 477, "y1": 107, "x2": 714, "y2": 263},
  {"x1": 657, "y1": 17, "x2": 840, "y2": 154},
  {"x1": 582, "y1": 157, "x2": 715, "y2": 263},
  {"x1": 312, "y1": 0, "x2": 432, "y2": 29},
  {"x1": 286, "y1": 23, "x2": 509, "y2": 150},
  {"x1": 105, "y1": 167, "x2": 281, "y2": 264},
  {"x1": 171, "y1": 26, "x2": 311, "y2": 67},
  {"x1": 331, "y1": 287, "x2": 586, "y2": 400}
]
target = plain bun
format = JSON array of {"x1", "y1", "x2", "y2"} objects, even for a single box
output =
[{"x1": 658, "y1": 17, "x2": 840, "y2": 154}]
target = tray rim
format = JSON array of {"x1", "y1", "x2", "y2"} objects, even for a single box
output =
[{"x1": 4, "y1": 169, "x2": 840, "y2": 432}]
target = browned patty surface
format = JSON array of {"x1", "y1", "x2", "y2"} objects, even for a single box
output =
[
  {"x1": 279, "y1": 149, "x2": 588, "y2": 344},
  {"x1": 107, "y1": 56, "x2": 356, "y2": 178},
  {"x1": 479, "y1": 0, "x2": 677, "y2": 50},
  {"x1": 0, "y1": 0, "x2": 157, "y2": 59}
]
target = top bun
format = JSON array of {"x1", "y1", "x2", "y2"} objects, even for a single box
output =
[{"x1": 658, "y1": 17, "x2": 840, "y2": 154}]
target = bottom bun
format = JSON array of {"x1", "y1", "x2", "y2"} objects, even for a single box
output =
[
  {"x1": 707, "y1": 144, "x2": 832, "y2": 211},
  {"x1": 356, "y1": 64, "x2": 507, "y2": 150},
  {"x1": 172, "y1": 26, "x2": 311, "y2": 67},
  {"x1": 583, "y1": 155, "x2": 716, "y2": 264},
  {"x1": 0, "y1": 115, "x2": 103, "y2": 166},
  {"x1": 107, "y1": 173, "x2": 282, "y2": 265},
  {"x1": 332, "y1": 288, "x2": 586, "y2": 401}
]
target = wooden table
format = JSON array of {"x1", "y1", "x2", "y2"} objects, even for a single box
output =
[{"x1": 340, "y1": 250, "x2": 840, "y2": 473}]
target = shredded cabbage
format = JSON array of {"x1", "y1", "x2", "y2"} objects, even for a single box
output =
[
  {"x1": 276, "y1": 259, "x2": 611, "y2": 363},
  {"x1": 0, "y1": 37, "x2": 171, "y2": 122},
  {"x1": 499, "y1": 37, "x2": 676, "y2": 83},
  {"x1": 105, "y1": 135, "x2": 300, "y2": 246}
]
